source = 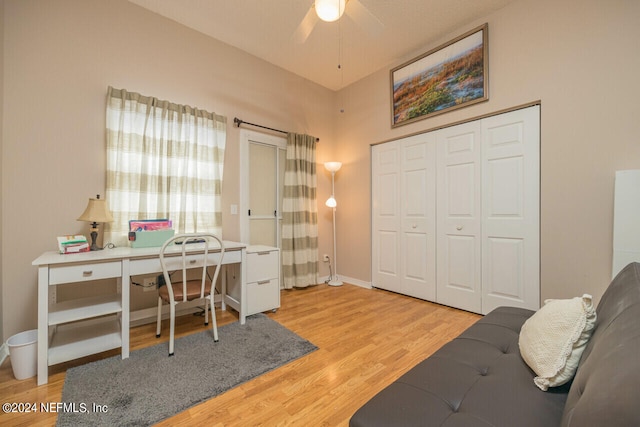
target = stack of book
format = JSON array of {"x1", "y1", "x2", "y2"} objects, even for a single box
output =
[{"x1": 57, "y1": 235, "x2": 90, "y2": 254}]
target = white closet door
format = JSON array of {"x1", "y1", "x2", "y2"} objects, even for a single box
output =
[
  {"x1": 436, "y1": 121, "x2": 482, "y2": 313},
  {"x1": 372, "y1": 106, "x2": 540, "y2": 313},
  {"x1": 372, "y1": 142, "x2": 401, "y2": 293},
  {"x1": 481, "y1": 106, "x2": 540, "y2": 313},
  {"x1": 400, "y1": 135, "x2": 436, "y2": 300}
]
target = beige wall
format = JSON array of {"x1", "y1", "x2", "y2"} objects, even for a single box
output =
[
  {"x1": 1, "y1": 0, "x2": 337, "y2": 338},
  {"x1": 334, "y1": 0, "x2": 640, "y2": 303},
  {"x1": 2, "y1": 0, "x2": 640, "y2": 340}
]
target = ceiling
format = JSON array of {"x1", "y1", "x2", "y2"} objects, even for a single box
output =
[{"x1": 128, "y1": 0, "x2": 516, "y2": 91}]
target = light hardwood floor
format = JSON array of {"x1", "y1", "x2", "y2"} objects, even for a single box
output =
[{"x1": 0, "y1": 283, "x2": 480, "y2": 426}]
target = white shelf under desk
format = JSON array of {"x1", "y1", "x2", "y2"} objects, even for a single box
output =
[
  {"x1": 48, "y1": 317, "x2": 122, "y2": 365},
  {"x1": 49, "y1": 294, "x2": 122, "y2": 326}
]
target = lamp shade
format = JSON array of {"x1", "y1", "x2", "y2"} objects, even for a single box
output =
[
  {"x1": 77, "y1": 195, "x2": 114, "y2": 224},
  {"x1": 315, "y1": 0, "x2": 346, "y2": 22},
  {"x1": 326, "y1": 196, "x2": 337, "y2": 208},
  {"x1": 324, "y1": 161, "x2": 342, "y2": 172}
]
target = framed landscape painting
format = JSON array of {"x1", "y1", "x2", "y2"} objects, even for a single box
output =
[{"x1": 391, "y1": 24, "x2": 488, "y2": 127}]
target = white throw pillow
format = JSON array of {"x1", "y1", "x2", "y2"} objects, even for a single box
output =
[{"x1": 518, "y1": 294, "x2": 597, "y2": 391}]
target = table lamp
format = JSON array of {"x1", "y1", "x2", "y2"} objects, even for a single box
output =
[{"x1": 77, "y1": 194, "x2": 114, "y2": 251}]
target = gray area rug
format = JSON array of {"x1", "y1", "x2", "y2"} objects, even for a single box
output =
[{"x1": 57, "y1": 314, "x2": 317, "y2": 426}]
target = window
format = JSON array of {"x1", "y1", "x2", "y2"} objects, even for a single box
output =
[{"x1": 104, "y1": 87, "x2": 226, "y2": 247}]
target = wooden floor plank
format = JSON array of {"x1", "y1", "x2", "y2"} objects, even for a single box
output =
[{"x1": 0, "y1": 284, "x2": 480, "y2": 426}]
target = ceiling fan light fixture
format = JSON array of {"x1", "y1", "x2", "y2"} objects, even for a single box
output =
[{"x1": 315, "y1": 0, "x2": 346, "y2": 22}]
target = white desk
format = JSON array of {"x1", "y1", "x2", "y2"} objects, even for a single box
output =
[{"x1": 32, "y1": 241, "x2": 247, "y2": 385}]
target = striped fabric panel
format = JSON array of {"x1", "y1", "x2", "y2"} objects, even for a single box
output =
[
  {"x1": 104, "y1": 87, "x2": 226, "y2": 247},
  {"x1": 282, "y1": 133, "x2": 319, "y2": 289}
]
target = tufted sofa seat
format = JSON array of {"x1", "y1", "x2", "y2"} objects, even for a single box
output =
[{"x1": 350, "y1": 262, "x2": 640, "y2": 427}]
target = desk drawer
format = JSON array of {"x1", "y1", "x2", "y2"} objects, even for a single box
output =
[
  {"x1": 130, "y1": 250, "x2": 238, "y2": 276},
  {"x1": 161, "y1": 253, "x2": 224, "y2": 271},
  {"x1": 246, "y1": 278, "x2": 280, "y2": 314},
  {"x1": 50, "y1": 261, "x2": 122, "y2": 285},
  {"x1": 246, "y1": 250, "x2": 279, "y2": 283}
]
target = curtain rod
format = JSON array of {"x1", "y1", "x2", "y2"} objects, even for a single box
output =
[{"x1": 233, "y1": 117, "x2": 319, "y2": 142}]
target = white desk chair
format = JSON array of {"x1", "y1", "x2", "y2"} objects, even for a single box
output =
[{"x1": 157, "y1": 233, "x2": 225, "y2": 356}]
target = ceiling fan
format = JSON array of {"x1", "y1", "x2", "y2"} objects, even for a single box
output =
[{"x1": 292, "y1": 0, "x2": 384, "y2": 44}]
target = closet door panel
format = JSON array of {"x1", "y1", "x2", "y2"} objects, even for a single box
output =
[
  {"x1": 403, "y1": 168, "x2": 428, "y2": 292},
  {"x1": 400, "y1": 136, "x2": 436, "y2": 300},
  {"x1": 445, "y1": 235, "x2": 478, "y2": 289},
  {"x1": 437, "y1": 122, "x2": 482, "y2": 313},
  {"x1": 485, "y1": 237, "x2": 524, "y2": 301},
  {"x1": 377, "y1": 231, "x2": 399, "y2": 276},
  {"x1": 445, "y1": 163, "x2": 476, "y2": 216},
  {"x1": 481, "y1": 106, "x2": 540, "y2": 313},
  {"x1": 372, "y1": 142, "x2": 401, "y2": 293}
]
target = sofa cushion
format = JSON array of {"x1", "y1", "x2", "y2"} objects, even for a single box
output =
[
  {"x1": 518, "y1": 294, "x2": 596, "y2": 390},
  {"x1": 350, "y1": 307, "x2": 569, "y2": 427},
  {"x1": 561, "y1": 262, "x2": 640, "y2": 426}
]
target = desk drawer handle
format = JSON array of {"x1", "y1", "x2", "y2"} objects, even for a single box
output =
[
  {"x1": 257, "y1": 280, "x2": 270, "y2": 285},
  {"x1": 82, "y1": 271, "x2": 93, "y2": 277},
  {"x1": 190, "y1": 260, "x2": 197, "y2": 264},
  {"x1": 256, "y1": 251, "x2": 271, "y2": 256}
]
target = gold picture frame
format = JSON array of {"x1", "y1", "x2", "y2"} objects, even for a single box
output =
[{"x1": 391, "y1": 23, "x2": 489, "y2": 127}]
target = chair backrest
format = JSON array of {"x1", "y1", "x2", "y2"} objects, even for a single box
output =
[{"x1": 159, "y1": 233, "x2": 225, "y2": 303}]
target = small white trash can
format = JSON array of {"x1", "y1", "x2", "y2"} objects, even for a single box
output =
[{"x1": 7, "y1": 329, "x2": 38, "y2": 380}]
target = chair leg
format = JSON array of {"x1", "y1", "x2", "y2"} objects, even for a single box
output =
[
  {"x1": 204, "y1": 297, "x2": 209, "y2": 326},
  {"x1": 169, "y1": 302, "x2": 176, "y2": 356},
  {"x1": 210, "y1": 294, "x2": 219, "y2": 342},
  {"x1": 156, "y1": 297, "x2": 162, "y2": 338}
]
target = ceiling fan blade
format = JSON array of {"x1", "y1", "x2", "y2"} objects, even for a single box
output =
[
  {"x1": 346, "y1": 0, "x2": 384, "y2": 37},
  {"x1": 292, "y1": 6, "x2": 319, "y2": 44}
]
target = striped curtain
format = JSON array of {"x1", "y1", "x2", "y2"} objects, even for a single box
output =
[
  {"x1": 104, "y1": 87, "x2": 226, "y2": 247},
  {"x1": 282, "y1": 133, "x2": 319, "y2": 289}
]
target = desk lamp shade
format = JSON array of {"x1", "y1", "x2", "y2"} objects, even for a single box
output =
[{"x1": 77, "y1": 194, "x2": 114, "y2": 251}]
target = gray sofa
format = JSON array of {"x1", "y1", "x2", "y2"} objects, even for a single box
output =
[{"x1": 350, "y1": 262, "x2": 640, "y2": 426}]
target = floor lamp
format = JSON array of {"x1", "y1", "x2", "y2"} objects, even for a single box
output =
[{"x1": 325, "y1": 161, "x2": 343, "y2": 286}]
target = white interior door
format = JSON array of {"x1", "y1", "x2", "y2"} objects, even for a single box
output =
[
  {"x1": 371, "y1": 141, "x2": 401, "y2": 293},
  {"x1": 436, "y1": 121, "x2": 482, "y2": 313},
  {"x1": 240, "y1": 130, "x2": 287, "y2": 247},
  {"x1": 400, "y1": 134, "x2": 436, "y2": 300},
  {"x1": 481, "y1": 106, "x2": 540, "y2": 313}
]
